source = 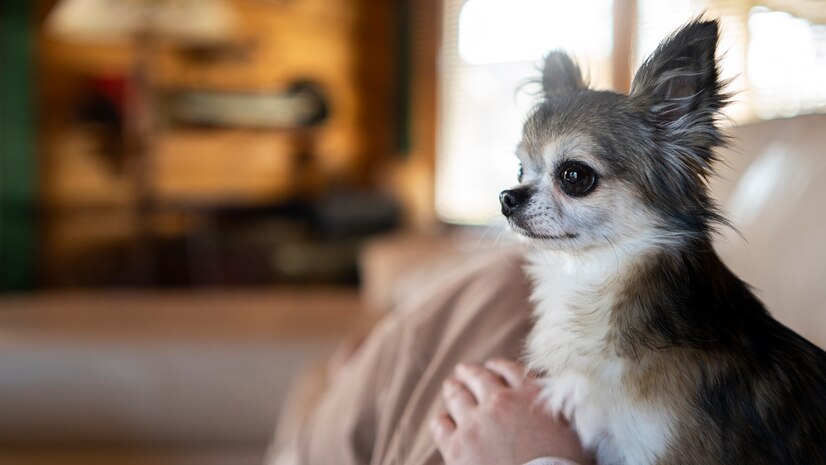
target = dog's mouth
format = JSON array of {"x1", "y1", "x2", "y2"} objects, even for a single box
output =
[{"x1": 510, "y1": 224, "x2": 578, "y2": 241}]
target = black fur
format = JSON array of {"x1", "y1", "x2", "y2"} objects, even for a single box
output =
[{"x1": 619, "y1": 240, "x2": 826, "y2": 464}]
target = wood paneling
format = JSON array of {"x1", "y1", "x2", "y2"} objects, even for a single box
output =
[
  {"x1": 39, "y1": 0, "x2": 366, "y2": 207},
  {"x1": 385, "y1": 0, "x2": 441, "y2": 229},
  {"x1": 36, "y1": 0, "x2": 393, "y2": 285},
  {"x1": 153, "y1": 130, "x2": 294, "y2": 203}
]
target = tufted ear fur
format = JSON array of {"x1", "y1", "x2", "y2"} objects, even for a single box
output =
[
  {"x1": 542, "y1": 51, "x2": 588, "y2": 97},
  {"x1": 631, "y1": 19, "x2": 727, "y2": 132},
  {"x1": 631, "y1": 19, "x2": 729, "y2": 156}
]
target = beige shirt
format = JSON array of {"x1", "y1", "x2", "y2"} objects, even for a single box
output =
[{"x1": 272, "y1": 250, "x2": 535, "y2": 465}]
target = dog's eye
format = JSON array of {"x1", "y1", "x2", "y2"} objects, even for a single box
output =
[
  {"x1": 558, "y1": 161, "x2": 597, "y2": 197},
  {"x1": 517, "y1": 164, "x2": 524, "y2": 183}
]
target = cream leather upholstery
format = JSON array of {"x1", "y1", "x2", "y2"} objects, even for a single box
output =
[{"x1": 714, "y1": 114, "x2": 826, "y2": 348}]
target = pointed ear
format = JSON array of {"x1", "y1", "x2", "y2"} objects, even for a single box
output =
[
  {"x1": 630, "y1": 19, "x2": 726, "y2": 126},
  {"x1": 542, "y1": 51, "x2": 587, "y2": 97}
]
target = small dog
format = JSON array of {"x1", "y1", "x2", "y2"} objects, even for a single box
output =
[{"x1": 500, "y1": 19, "x2": 826, "y2": 465}]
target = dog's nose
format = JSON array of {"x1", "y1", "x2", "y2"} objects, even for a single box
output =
[{"x1": 499, "y1": 189, "x2": 528, "y2": 217}]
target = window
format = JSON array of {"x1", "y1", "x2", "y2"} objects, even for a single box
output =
[{"x1": 748, "y1": 7, "x2": 826, "y2": 118}]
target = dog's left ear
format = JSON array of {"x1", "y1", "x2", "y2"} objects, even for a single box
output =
[
  {"x1": 542, "y1": 51, "x2": 587, "y2": 97},
  {"x1": 630, "y1": 19, "x2": 727, "y2": 147}
]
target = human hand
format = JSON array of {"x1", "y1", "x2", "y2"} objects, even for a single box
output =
[{"x1": 430, "y1": 359, "x2": 592, "y2": 465}]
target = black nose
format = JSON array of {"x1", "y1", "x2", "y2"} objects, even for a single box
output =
[{"x1": 499, "y1": 189, "x2": 528, "y2": 217}]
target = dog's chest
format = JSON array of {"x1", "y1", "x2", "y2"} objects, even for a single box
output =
[
  {"x1": 524, "y1": 251, "x2": 620, "y2": 376},
  {"x1": 524, "y1": 252, "x2": 674, "y2": 465}
]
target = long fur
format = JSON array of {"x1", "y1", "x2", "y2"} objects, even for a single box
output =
[{"x1": 503, "y1": 18, "x2": 826, "y2": 465}]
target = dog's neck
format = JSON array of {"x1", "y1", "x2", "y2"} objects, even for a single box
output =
[
  {"x1": 522, "y1": 239, "x2": 648, "y2": 376},
  {"x1": 525, "y1": 235, "x2": 664, "y2": 291},
  {"x1": 522, "y1": 235, "x2": 747, "y2": 375}
]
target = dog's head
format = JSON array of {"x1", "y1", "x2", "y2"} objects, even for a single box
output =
[{"x1": 501, "y1": 19, "x2": 729, "y2": 252}]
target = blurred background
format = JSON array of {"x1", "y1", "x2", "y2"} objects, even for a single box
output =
[{"x1": 0, "y1": 0, "x2": 824, "y2": 464}]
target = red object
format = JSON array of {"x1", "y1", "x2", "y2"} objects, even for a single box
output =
[{"x1": 92, "y1": 74, "x2": 128, "y2": 113}]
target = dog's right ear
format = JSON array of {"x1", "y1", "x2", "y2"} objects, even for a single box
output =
[
  {"x1": 630, "y1": 19, "x2": 724, "y2": 127},
  {"x1": 542, "y1": 51, "x2": 587, "y2": 97}
]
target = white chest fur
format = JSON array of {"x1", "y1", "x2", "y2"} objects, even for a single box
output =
[{"x1": 524, "y1": 247, "x2": 675, "y2": 465}]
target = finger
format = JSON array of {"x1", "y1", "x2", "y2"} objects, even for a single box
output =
[
  {"x1": 455, "y1": 363, "x2": 507, "y2": 401},
  {"x1": 442, "y1": 377, "x2": 475, "y2": 423},
  {"x1": 484, "y1": 358, "x2": 527, "y2": 388},
  {"x1": 429, "y1": 412, "x2": 455, "y2": 450}
]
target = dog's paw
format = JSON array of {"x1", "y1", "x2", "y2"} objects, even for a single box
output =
[{"x1": 538, "y1": 374, "x2": 589, "y2": 420}]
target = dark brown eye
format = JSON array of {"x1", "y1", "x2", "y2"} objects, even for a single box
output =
[
  {"x1": 558, "y1": 161, "x2": 597, "y2": 197},
  {"x1": 517, "y1": 164, "x2": 524, "y2": 183}
]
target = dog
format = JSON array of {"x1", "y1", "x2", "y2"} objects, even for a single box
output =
[{"x1": 500, "y1": 19, "x2": 826, "y2": 465}]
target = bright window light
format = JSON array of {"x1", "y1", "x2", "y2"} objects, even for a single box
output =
[
  {"x1": 458, "y1": 0, "x2": 613, "y2": 65},
  {"x1": 748, "y1": 7, "x2": 826, "y2": 118}
]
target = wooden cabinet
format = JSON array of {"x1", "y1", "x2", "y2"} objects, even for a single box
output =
[{"x1": 36, "y1": 0, "x2": 396, "y2": 285}]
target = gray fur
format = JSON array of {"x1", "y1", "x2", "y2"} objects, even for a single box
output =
[{"x1": 542, "y1": 51, "x2": 588, "y2": 97}]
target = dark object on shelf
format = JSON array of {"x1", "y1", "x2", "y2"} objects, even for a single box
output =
[
  {"x1": 311, "y1": 189, "x2": 401, "y2": 239},
  {"x1": 175, "y1": 39, "x2": 257, "y2": 65},
  {"x1": 73, "y1": 76, "x2": 127, "y2": 174}
]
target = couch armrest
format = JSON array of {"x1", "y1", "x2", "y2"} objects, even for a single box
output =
[{"x1": 0, "y1": 289, "x2": 363, "y2": 447}]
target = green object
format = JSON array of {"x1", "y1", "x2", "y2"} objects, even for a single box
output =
[{"x1": 0, "y1": 0, "x2": 36, "y2": 290}]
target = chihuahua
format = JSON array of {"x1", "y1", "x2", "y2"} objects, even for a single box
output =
[{"x1": 500, "y1": 19, "x2": 826, "y2": 465}]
